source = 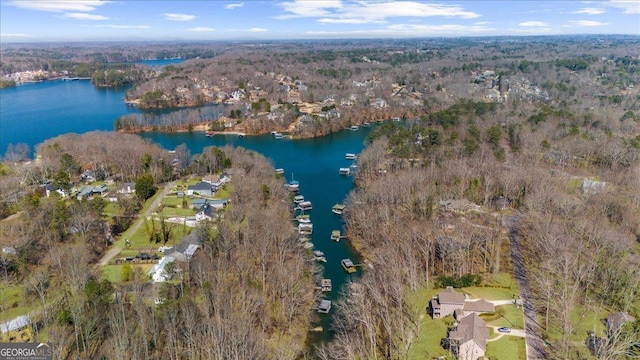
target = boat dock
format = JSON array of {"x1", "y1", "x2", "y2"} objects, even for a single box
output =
[
  {"x1": 331, "y1": 230, "x2": 346, "y2": 241},
  {"x1": 339, "y1": 167, "x2": 351, "y2": 175}
]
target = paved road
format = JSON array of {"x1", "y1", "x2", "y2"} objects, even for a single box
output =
[
  {"x1": 506, "y1": 215, "x2": 547, "y2": 360},
  {"x1": 96, "y1": 181, "x2": 176, "y2": 267}
]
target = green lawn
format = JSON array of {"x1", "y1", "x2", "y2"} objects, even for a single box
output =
[
  {"x1": 406, "y1": 285, "x2": 453, "y2": 359},
  {"x1": 160, "y1": 206, "x2": 195, "y2": 217},
  {"x1": 483, "y1": 305, "x2": 525, "y2": 329},
  {"x1": 485, "y1": 335, "x2": 526, "y2": 360},
  {"x1": 162, "y1": 196, "x2": 189, "y2": 207},
  {"x1": 102, "y1": 263, "x2": 155, "y2": 283},
  {"x1": 0, "y1": 282, "x2": 29, "y2": 321},
  {"x1": 459, "y1": 273, "x2": 519, "y2": 301}
]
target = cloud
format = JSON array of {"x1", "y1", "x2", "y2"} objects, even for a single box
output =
[
  {"x1": 8, "y1": 0, "x2": 109, "y2": 12},
  {"x1": 568, "y1": 20, "x2": 609, "y2": 26},
  {"x1": 572, "y1": 7, "x2": 606, "y2": 14},
  {"x1": 277, "y1": 0, "x2": 480, "y2": 23},
  {"x1": 225, "y1": 2, "x2": 244, "y2": 10},
  {"x1": 64, "y1": 12, "x2": 108, "y2": 20},
  {"x1": 188, "y1": 27, "x2": 216, "y2": 32},
  {"x1": 305, "y1": 22, "x2": 495, "y2": 37},
  {"x1": 519, "y1": 21, "x2": 550, "y2": 27},
  {"x1": 0, "y1": 33, "x2": 35, "y2": 38},
  {"x1": 607, "y1": 0, "x2": 640, "y2": 14},
  {"x1": 84, "y1": 24, "x2": 150, "y2": 29},
  {"x1": 249, "y1": 27, "x2": 267, "y2": 32},
  {"x1": 164, "y1": 13, "x2": 196, "y2": 21}
]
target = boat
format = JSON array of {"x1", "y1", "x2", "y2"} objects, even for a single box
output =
[
  {"x1": 303, "y1": 241, "x2": 314, "y2": 249},
  {"x1": 297, "y1": 201, "x2": 312, "y2": 211},
  {"x1": 332, "y1": 204, "x2": 346, "y2": 215},
  {"x1": 274, "y1": 132, "x2": 284, "y2": 139},
  {"x1": 341, "y1": 258, "x2": 357, "y2": 273},
  {"x1": 350, "y1": 125, "x2": 359, "y2": 131},
  {"x1": 339, "y1": 168, "x2": 351, "y2": 175},
  {"x1": 362, "y1": 122, "x2": 371, "y2": 127},
  {"x1": 313, "y1": 250, "x2": 325, "y2": 257},
  {"x1": 331, "y1": 230, "x2": 342, "y2": 241},
  {"x1": 286, "y1": 175, "x2": 299, "y2": 192},
  {"x1": 392, "y1": 117, "x2": 401, "y2": 122},
  {"x1": 317, "y1": 299, "x2": 332, "y2": 314},
  {"x1": 293, "y1": 194, "x2": 305, "y2": 204},
  {"x1": 296, "y1": 214, "x2": 311, "y2": 223},
  {"x1": 320, "y1": 278, "x2": 332, "y2": 292},
  {"x1": 315, "y1": 256, "x2": 327, "y2": 263},
  {"x1": 275, "y1": 168, "x2": 284, "y2": 175},
  {"x1": 297, "y1": 216, "x2": 311, "y2": 224},
  {"x1": 270, "y1": 131, "x2": 278, "y2": 135},
  {"x1": 205, "y1": 131, "x2": 214, "y2": 137},
  {"x1": 345, "y1": 153, "x2": 357, "y2": 160},
  {"x1": 298, "y1": 223, "x2": 313, "y2": 235}
]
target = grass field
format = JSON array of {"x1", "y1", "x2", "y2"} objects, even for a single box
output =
[
  {"x1": 485, "y1": 335, "x2": 527, "y2": 360},
  {"x1": 483, "y1": 304, "x2": 525, "y2": 329},
  {"x1": 0, "y1": 282, "x2": 28, "y2": 321}
]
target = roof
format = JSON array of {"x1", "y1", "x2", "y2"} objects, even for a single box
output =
[
  {"x1": 464, "y1": 299, "x2": 495, "y2": 313},
  {"x1": 184, "y1": 244, "x2": 199, "y2": 258},
  {"x1": 165, "y1": 233, "x2": 201, "y2": 261},
  {"x1": 448, "y1": 313, "x2": 489, "y2": 351},
  {"x1": 148, "y1": 256, "x2": 175, "y2": 276},
  {"x1": 188, "y1": 182, "x2": 212, "y2": 191},
  {"x1": 607, "y1": 312, "x2": 636, "y2": 331},
  {"x1": 0, "y1": 315, "x2": 31, "y2": 333},
  {"x1": 438, "y1": 287, "x2": 465, "y2": 305}
]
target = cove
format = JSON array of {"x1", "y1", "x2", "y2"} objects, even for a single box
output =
[{"x1": 140, "y1": 128, "x2": 374, "y2": 344}]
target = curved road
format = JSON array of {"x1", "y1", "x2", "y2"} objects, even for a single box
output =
[
  {"x1": 507, "y1": 215, "x2": 547, "y2": 360},
  {"x1": 97, "y1": 181, "x2": 176, "y2": 267}
]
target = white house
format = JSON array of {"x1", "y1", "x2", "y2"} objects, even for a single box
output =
[{"x1": 148, "y1": 256, "x2": 175, "y2": 283}]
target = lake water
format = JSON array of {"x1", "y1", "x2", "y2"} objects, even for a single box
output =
[{"x1": 1, "y1": 75, "x2": 374, "y2": 345}]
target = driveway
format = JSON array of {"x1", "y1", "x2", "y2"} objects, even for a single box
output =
[
  {"x1": 96, "y1": 181, "x2": 176, "y2": 268},
  {"x1": 488, "y1": 325, "x2": 526, "y2": 339},
  {"x1": 490, "y1": 299, "x2": 515, "y2": 306}
]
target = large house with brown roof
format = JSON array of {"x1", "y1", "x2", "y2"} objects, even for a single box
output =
[
  {"x1": 448, "y1": 313, "x2": 489, "y2": 360},
  {"x1": 429, "y1": 287, "x2": 495, "y2": 319}
]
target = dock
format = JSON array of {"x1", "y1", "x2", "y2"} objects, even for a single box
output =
[
  {"x1": 331, "y1": 230, "x2": 345, "y2": 241},
  {"x1": 339, "y1": 167, "x2": 351, "y2": 175},
  {"x1": 332, "y1": 203, "x2": 346, "y2": 215},
  {"x1": 317, "y1": 299, "x2": 332, "y2": 314}
]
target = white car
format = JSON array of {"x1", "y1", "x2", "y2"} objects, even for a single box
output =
[{"x1": 498, "y1": 327, "x2": 511, "y2": 333}]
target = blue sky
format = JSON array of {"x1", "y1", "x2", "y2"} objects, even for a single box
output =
[{"x1": 1, "y1": 1, "x2": 638, "y2": 42}]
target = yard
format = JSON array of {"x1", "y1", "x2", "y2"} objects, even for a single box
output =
[
  {"x1": 482, "y1": 304, "x2": 525, "y2": 329},
  {"x1": 406, "y1": 285, "x2": 453, "y2": 359},
  {"x1": 485, "y1": 335, "x2": 526, "y2": 360}
]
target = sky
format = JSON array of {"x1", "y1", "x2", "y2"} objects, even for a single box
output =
[{"x1": 0, "y1": 0, "x2": 638, "y2": 42}]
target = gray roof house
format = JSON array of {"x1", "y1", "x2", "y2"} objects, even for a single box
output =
[
  {"x1": 164, "y1": 233, "x2": 201, "y2": 262},
  {"x1": 195, "y1": 204, "x2": 217, "y2": 222},
  {"x1": 429, "y1": 287, "x2": 495, "y2": 319},
  {"x1": 448, "y1": 313, "x2": 489, "y2": 360},
  {"x1": 187, "y1": 182, "x2": 213, "y2": 197}
]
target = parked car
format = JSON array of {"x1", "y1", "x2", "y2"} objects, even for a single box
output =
[{"x1": 498, "y1": 327, "x2": 511, "y2": 333}]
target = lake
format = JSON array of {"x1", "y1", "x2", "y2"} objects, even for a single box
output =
[{"x1": 1, "y1": 75, "x2": 375, "y2": 345}]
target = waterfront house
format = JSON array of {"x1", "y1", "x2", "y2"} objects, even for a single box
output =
[
  {"x1": 44, "y1": 183, "x2": 67, "y2": 198},
  {"x1": 187, "y1": 182, "x2": 213, "y2": 197},
  {"x1": 92, "y1": 184, "x2": 109, "y2": 197},
  {"x1": 0, "y1": 315, "x2": 32, "y2": 342},
  {"x1": 77, "y1": 185, "x2": 94, "y2": 200},
  {"x1": 148, "y1": 256, "x2": 175, "y2": 282},
  {"x1": 117, "y1": 182, "x2": 136, "y2": 195},
  {"x1": 429, "y1": 287, "x2": 495, "y2": 319},
  {"x1": 164, "y1": 233, "x2": 201, "y2": 262},
  {"x1": 81, "y1": 169, "x2": 96, "y2": 183},
  {"x1": 448, "y1": 313, "x2": 489, "y2": 360},
  {"x1": 195, "y1": 204, "x2": 217, "y2": 222}
]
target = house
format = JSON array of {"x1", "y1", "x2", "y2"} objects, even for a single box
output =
[
  {"x1": 44, "y1": 183, "x2": 67, "y2": 198},
  {"x1": 92, "y1": 184, "x2": 109, "y2": 197},
  {"x1": 606, "y1": 312, "x2": 636, "y2": 335},
  {"x1": 81, "y1": 169, "x2": 96, "y2": 183},
  {"x1": 207, "y1": 199, "x2": 230, "y2": 209},
  {"x1": 371, "y1": 97, "x2": 388, "y2": 108},
  {"x1": 164, "y1": 233, "x2": 201, "y2": 262},
  {"x1": 148, "y1": 256, "x2": 175, "y2": 282},
  {"x1": 195, "y1": 204, "x2": 217, "y2": 222},
  {"x1": 192, "y1": 198, "x2": 208, "y2": 210},
  {"x1": 448, "y1": 313, "x2": 489, "y2": 360},
  {"x1": 430, "y1": 287, "x2": 466, "y2": 318},
  {"x1": 117, "y1": 182, "x2": 136, "y2": 195},
  {"x1": 77, "y1": 185, "x2": 94, "y2": 200},
  {"x1": 0, "y1": 315, "x2": 32, "y2": 342},
  {"x1": 187, "y1": 182, "x2": 213, "y2": 197},
  {"x1": 429, "y1": 287, "x2": 495, "y2": 319}
]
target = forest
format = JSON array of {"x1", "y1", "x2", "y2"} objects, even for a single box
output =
[{"x1": 1, "y1": 36, "x2": 639, "y2": 359}]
